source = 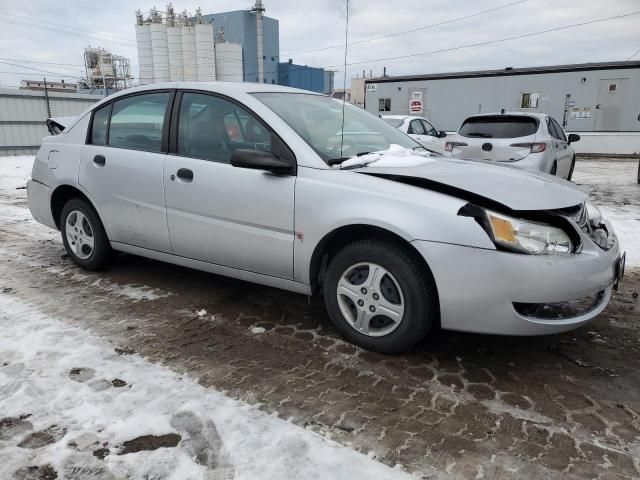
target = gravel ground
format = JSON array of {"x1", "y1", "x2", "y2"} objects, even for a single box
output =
[{"x1": 1, "y1": 157, "x2": 639, "y2": 479}]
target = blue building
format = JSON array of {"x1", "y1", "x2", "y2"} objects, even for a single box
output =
[
  {"x1": 278, "y1": 60, "x2": 334, "y2": 94},
  {"x1": 201, "y1": 10, "x2": 279, "y2": 85}
]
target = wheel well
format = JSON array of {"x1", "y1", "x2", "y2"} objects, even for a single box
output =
[
  {"x1": 50, "y1": 185, "x2": 93, "y2": 229},
  {"x1": 309, "y1": 224, "x2": 433, "y2": 295}
]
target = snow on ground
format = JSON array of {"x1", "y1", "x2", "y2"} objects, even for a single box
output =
[{"x1": 0, "y1": 293, "x2": 412, "y2": 480}]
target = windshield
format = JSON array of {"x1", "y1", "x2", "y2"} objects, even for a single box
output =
[
  {"x1": 381, "y1": 117, "x2": 404, "y2": 128},
  {"x1": 253, "y1": 93, "x2": 419, "y2": 163},
  {"x1": 459, "y1": 115, "x2": 539, "y2": 139}
]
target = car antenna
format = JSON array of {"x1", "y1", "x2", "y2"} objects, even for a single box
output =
[{"x1": 339, "y1": 0, "x2": 350, "y2": 159}]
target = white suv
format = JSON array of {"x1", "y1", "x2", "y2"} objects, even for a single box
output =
[{"x1": 445, "y1": 112, "x2": 580, "y2": 180}]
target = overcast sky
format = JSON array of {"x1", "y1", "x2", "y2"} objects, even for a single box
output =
[{"x1": 0, "y1": 0, "x2": 638, "y2": 89}]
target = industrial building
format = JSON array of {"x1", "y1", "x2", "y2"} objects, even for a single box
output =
[
  {"x1": 77, "y1": 47, "x2": 132, "y2": 95},
  {"x1": 134, "y1": 3, "x2": 333, "y2": 92},
  {"x1": 278, "y1": 60, "x2": 334, "y2": 94},
  {"x1": 201, "y1": 1, "x2": 279, "y2": 84},
  {"x1": 364, "y1": 61, "x2": 640, "y2": 133},
  {"x1": 134, "y1": 2, "x2": 270, "y2": 85}
]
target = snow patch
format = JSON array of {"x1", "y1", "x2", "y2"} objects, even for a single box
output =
[
  {"x1": 0, "y1": 293, "x2": 412, "y2": 480},
  {"x1": 340, "y1": 144, "x2": 436, "y2": 169},
  {"x1": 603, "y1": 206, "x2": 640, "y2": 268}
]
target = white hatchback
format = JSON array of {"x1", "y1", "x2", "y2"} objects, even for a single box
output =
[
  {"x1": 445, "y1": 112, "x2": 580, "y2": 180},
  {"x1": 381, "y1": 115, "x2": 448, "y2": 154}
]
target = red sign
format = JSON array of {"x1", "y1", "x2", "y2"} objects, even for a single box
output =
[{"x1": 410, "y1": 100, "x2": 423, "y2": 113}]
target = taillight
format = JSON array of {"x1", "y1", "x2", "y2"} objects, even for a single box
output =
[
  {"x1": 510, "y1": 142, "x2": 546, "y2": 153},
  {"x1": 445, "y1": 141, "x2": 468, "y2": 152}
]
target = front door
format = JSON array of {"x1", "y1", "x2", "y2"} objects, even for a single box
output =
[
  {"x1": 164, "y1": 91, "x2": 296, "y2": 279},
  {"x1": 78, "y1": 91, "x2": 173, "y2": 253}
]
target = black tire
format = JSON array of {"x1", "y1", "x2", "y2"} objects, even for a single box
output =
[
  {"x1": 567, "y1": 156, "x2": 576, "y2": 181},
  {"x1": 322, "y1": 239, "x2": 438, "y2": 354},
  {"x1": 637, "y1": 159, "x2": 640, "y2": 184},
  {"x1": 60, "y1": 198, "x2": 110, "y2": 271},
  {"x1": 550, "y1": 161, "x2": 558, "y2": 176}
]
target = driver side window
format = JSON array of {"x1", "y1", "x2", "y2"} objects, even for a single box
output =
[
  {"x1": 408, "y1": 119, "x2": 425, "y2": 135},
  {"x1": 421, "y1": 119, "x2": 438, "y2": 136},
  {"x1": 178, "y1": 92, "x2": 272, "y2": 163}
]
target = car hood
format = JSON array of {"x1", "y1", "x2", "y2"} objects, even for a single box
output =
[{"x1": 345, "y1": 146, "x2": 586, "y2": 211}]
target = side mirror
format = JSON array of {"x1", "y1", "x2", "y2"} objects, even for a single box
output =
[
  {"x1": 437, "y1": 131, "x2": 447, "y2": 138},
  {"x1": 230, "y1": 149, "x2": 294, "y2": 175},
  {"x1": 568, "y1": 133, "x2": 580, "y2": 144}
]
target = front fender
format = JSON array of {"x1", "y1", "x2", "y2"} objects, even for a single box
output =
[{"x1": 293, "y1": 167, "x2": 495, "y2": 284}]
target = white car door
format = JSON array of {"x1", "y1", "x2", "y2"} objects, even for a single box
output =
[
  {"x1": 163, "y1": 91, "x2": 296, "y2": 279},
  {"x1": 407, "y1": 119, "x2": 444, "y2": 154},
  {"x1": 548, "y1": 117, "x2": 573, "y2": 178},
  {"x1": 78, "y1": 91, "x2": 173, "y2": 253}
]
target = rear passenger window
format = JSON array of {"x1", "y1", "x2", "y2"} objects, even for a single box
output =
[
  {"x1": 108, "y1": 92, "x2": 170, "y2": 153},
  {"x1": 550, "y1": 118, "x2": 567, "y2": 142},
  {"x1": 90, "y1": 104, "x2": 110, "y2": 146},
  {"x1": 178, "y1": 92, "x2": 271, "y2": 163}
]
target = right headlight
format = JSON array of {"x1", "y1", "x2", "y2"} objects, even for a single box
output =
[{"x1": 485, "y1": 210, "x2": 573, "y2": 254}]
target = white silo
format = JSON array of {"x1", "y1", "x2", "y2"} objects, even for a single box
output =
[
  {"x1": 150, "y1": 10, "x2": 170, "y2": 82},
  {"x1": 135, "y1": 10, "x2": 154, "y2": 84},
  {"x1": 215, "y1": 42, "x2": 243, "y2": 82},
  {"x1": 166, "y1": 5, "x2": 184, "y2": 81},
  {"x1": 181, "y1": 23, "x2": 198, "y2": 81},
  {"x1": 195, "y1": 22, "x2": 215, "y2": 82}
]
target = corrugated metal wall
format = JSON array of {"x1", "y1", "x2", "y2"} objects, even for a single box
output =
[{"x1": 0, "y1": 88, "x2": 102, "y2": 156}]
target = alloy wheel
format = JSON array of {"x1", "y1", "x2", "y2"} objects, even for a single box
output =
[
  {"x1": 65, "y1": 210, "x2": 95, "y2": 260},
  {"x1": 336, "y1": 262, "x2": 405, "y2": 337}
]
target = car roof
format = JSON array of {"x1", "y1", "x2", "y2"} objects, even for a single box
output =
[
  {"x1": 97, "y1": 81, "x2": 323, "y2": 103},
  {"x1": 464, "y1": 111, "x2": 548, "y2": 121},
  {"x1": 381, "y1": 115, "x2": 408, "y2": 120}
]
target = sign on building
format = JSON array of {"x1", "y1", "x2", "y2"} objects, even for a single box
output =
[
  {"x1": 409, "y1": 91, "x2": 423, "y2": 114},
  {"x1": 366, "y1": 83, "x2": 377, "y2": 93}
]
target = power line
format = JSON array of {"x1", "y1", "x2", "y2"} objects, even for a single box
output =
[
  {"x1": 281, "y1": 0, "x2": 528, "y2": 58},
  {"x1": 627, "y1": 47, "x2": 640, "y2": 61},
  {"x1": 0, "y1": 57, "x2": 86, "y2": 67},
  {"x1": 0, "y1": 16, "x2": 136, "y2": 47},
  {"x1": 328, "y1": 9, "x2": 640, "y2": 68},
  {"x1": 0, "y1": 60, "x2": 83, "y2": 79}
]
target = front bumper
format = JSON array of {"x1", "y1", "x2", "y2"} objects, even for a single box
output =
[
  {"x1": 412, "y1": 235, "x2": 621, "y2": 335},
  {"x1": 27, "y1": 179, "x2": 56, "y2": 230}
]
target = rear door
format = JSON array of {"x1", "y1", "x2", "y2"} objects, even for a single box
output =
[
  {"x1": 452, "y1": 115, "x2": 537, "y2": 161},
  {"x1": 163, "y1": 91, "x2": 296, "y2": 279},
  {"x1": 79, "y1": 91, "x2": 173, "y2": 252}
]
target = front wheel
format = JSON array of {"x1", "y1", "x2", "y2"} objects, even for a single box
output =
[
  {"x1": 322, "y1": 240, "x2": 438, "y2": 353},
  {"x1": 60, "y1": 198, "x2": 111, "y2": 271}
]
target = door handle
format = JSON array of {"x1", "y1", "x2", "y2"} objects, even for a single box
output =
[
  {"x1": 93, "y1": 154, "x2": 106, "y2": 167},
  {"x1": 176, "y1": 168, "x2": 194, "y2": 182}
]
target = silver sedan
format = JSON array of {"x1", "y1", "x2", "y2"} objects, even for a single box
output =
[{"x1": 27, "y1": 83, "x2": 624, "y2": 353}]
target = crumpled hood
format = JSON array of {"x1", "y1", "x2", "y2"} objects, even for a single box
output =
[{"x1": 346, "y1": 145, "x2": 586, "y2": 211}]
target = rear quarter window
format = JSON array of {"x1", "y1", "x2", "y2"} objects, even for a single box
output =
[{"x1": 459, "y1": 116, "x2": 538, "y2": 139}]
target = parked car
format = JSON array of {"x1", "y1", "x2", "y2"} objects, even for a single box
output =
[
  {"x1": 28, "y1": 83, "x2": 624, "y2": 353},
  {"x1": 381, "y1": 115, "x2": 448, "y2": 154},
  {"x1": 445, "y1": 112, "x2": 580, "y2": 180}
]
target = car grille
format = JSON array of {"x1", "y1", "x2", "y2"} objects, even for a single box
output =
[{"x1": 558, "y1": 203, "x2": 615, "y2": 251}]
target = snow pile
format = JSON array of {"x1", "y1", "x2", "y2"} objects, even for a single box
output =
[
  {"x1": 603, "y1": 206, "x2": 640, "y2": 268},
  {"x1": 341, "y1": 144, "x2": 436, "y2": 169},
  {"x1": 0, "y1": 293, "x2": 412, "y2": 480}
]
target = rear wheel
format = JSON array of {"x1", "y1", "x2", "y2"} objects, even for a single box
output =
[
  {"x1": 60, "y1": 198, "x2": 110, "y2": 271},
  {"x1": 323, "y1": 239, "x2": 437, "y2": 354},
  {"x1": 566, "y1": 156, "x2": 576, "y2": 181},
  {"x1": 550, "y1": 161, "x2": 558, "y2": 175},
  {"x1": 637, "y1": 159, "x2": 640, "y2": 184}
]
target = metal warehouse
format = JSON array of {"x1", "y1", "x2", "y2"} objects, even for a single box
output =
[{"x1": 364, "y1": 61, "x2": 640, "y2": 133}]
